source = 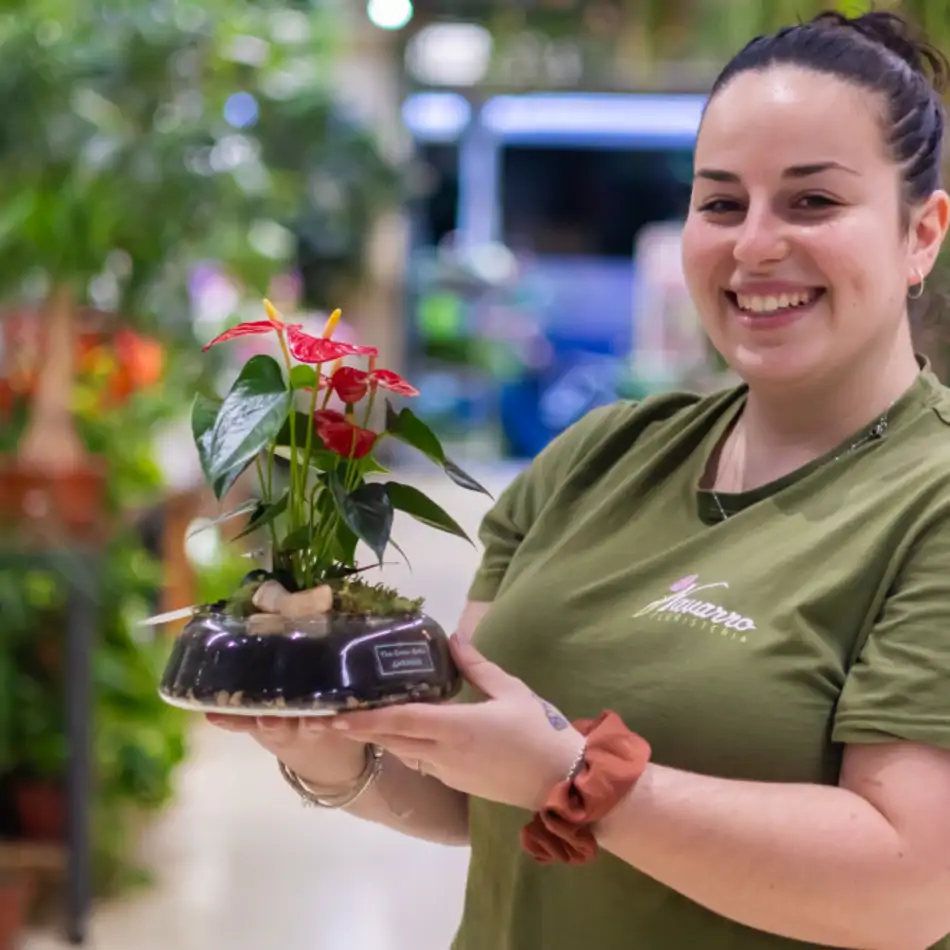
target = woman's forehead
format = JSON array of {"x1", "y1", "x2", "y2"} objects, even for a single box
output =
[{"x1": 696, "y1": 66, "x2": 888, "y2": 174}]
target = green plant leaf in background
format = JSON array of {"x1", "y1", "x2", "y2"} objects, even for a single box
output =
[
  {"x1": 328, "y1": 471, "x2": 393, "y2": 565},
  {"x1": 385, "y1": 481, "x2": 472, "y2": 543},
  {"x1": 206, "y1": 355, "x2": 292, "y2": 500}
]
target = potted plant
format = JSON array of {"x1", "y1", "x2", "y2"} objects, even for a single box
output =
[
  {"x1": 0, "y1": 871, "x2": 32, "y2": 950},
  {"x1": 159, "y1": 301, "x2": 490, "y2": 716}
]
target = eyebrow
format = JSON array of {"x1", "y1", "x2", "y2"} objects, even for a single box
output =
[{"x1": 694, "y1": 161, "x2": 859, "y2": 183}]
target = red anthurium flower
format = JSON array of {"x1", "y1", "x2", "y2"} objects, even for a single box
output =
[
  {"x1": 369, "y1": 368, "x2": 419, "y2": 397},
  {"x1": 314, "y1": 409, "x2": 377, "y2": 459},
  {"x1": 286, "y1": 325, "x2": 377, "y2": 364},
  {"x1": 330, "y1": 366, "x2": 370, "y2": 404},
  {"x1": 202, "y1": 321, "x2": 278, "y2": 352}
]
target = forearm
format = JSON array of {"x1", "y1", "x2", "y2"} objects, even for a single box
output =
[
  {"x1": 594, "y1": 764, "x2": 943, "y2": 950},
  {"x1": 341, "y1": 751, "x2": 469, "y2": 846}
]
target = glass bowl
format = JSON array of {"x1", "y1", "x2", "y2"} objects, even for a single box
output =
[{"x1": 158, "y1": 608, "x2": 461, "y2": 716}]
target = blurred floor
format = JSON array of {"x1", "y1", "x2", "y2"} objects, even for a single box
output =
[{"x1": 24, "y1": 465, "x2": 522, "y2": 950}]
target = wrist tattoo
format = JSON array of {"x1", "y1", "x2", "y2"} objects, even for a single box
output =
[{"x1": 532, "y1": 691, "x2": 570, "y2": 731}]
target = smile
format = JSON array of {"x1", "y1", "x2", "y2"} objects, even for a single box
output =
[{"x1": 724, "y1": 288, "x2": 825, "y2": 327}]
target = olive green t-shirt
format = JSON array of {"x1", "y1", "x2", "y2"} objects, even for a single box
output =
[{"x1": 453, "y1": 366, "x2": 950, "y2": 950}]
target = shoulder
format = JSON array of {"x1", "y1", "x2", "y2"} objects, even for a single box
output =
[
  {"x1": 516, "y1": 386, "x2": 737, "y2": 498},
  {"x1": 546, "y1": 388, "x2": 733, "y2": 465}
]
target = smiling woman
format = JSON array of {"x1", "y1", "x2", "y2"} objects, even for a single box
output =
[{"x1": 209, "y1": 10, "x2": 950, "y2": 950}]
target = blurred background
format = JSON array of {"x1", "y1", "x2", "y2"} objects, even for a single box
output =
[{"x1": 0, "y1": 1, "x2": 947, "y2": 948}]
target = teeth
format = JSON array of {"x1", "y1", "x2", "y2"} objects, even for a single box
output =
[{"x1": 735, "y1": 290, "x2": 816, "y2": 313}]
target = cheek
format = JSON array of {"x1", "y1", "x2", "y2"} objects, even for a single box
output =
[{"x1": 681, "y1": 216, "x2": 726, "y2": 296}]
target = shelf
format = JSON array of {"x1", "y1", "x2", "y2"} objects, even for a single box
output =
[{"x1": 0, "y1": 841, "x2": 67, "y2": 874}]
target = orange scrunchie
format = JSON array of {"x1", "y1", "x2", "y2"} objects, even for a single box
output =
[{"x1": 520, "y1": 710, "x2": 651, "y2": 865}]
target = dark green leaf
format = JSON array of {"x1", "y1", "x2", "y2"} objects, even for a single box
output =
[
  {"x1": 388, "y1": 536, "x2": 413, "y2": 571},
  {"x1": 191, "y1": 393, "x2": 222, "y2": 483},
  {"x1": 384, "y1": 401, "x2": 491, "y2": 496},
  {"x1": 275, "y1": 411, "x2": 314, "y2": 446},
  {"x1": 385, "y1": 482, "x2": 472, "y2": 543},
  {"x1": 328, "y1": 471, "x2": 393, "y2": 565},
  {"x1": 206, "y1": 356, "x2": 292, "y2": 500},
  {"x1": 384, "y1": 400, "x2": 445, "y2": 464},
  {"x1": 443, "y1": 457, "x2": 492, "y2": 497},
  {"x1": 331, "y1": 520, "x2": 359, "y2": 567},
  {"x1": 289, "y1": 365, "x2": 318, "y2": 390},
  {"x1": 280, "y1": 524, "x2": 314, "y2": 553},
  {"x1": 235, "y1": 492, "x2": 289, "y2": 539}
]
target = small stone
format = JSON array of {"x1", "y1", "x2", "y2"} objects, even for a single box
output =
[
  {"x1": 229, "y1": 691, "x2": 245, "y2": 707},
  {"x1": 252, "y1": 579, "x2": 291, "y2": 613},
  {"x1": 278, "y1": 585, "x2": 333, "y2": 620},
  {"x1": 216, "y1": 691, "x2": 230, "y2": 706},
  {"x1": 345, "y1": 696, "x2": 361, "y2": 709},
  {"x1": 276, "y1": 697, "x2": 286, "y2": 709}
]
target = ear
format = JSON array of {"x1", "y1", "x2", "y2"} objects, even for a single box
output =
[{"x1": 908, "y1": 189, "x2": 950, "y2": 287}]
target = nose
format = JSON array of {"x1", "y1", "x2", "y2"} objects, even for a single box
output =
[{"x1": 732, "y1": 202, "x2": 789, "y2": 268}]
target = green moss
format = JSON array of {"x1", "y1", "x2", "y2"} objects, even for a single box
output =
[{"x1": 331, "y1": 577, "x2": 424, "y2": 617}]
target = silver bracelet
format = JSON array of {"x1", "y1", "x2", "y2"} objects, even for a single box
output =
[
  {"x1": 565, "y1": 740, "x2": 588, "y2": 785},
  {"x1": 278, "y1": 744, "x2": 383, "y2": 809}
]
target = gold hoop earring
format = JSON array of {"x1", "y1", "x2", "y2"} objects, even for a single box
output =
[{"x1": 909, "y1": 275, "x2": 926, "y2": 300}]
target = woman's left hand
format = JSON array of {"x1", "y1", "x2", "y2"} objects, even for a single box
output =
[{"x1": 312, "y1": 632, "x2": 585, "y2": 812}]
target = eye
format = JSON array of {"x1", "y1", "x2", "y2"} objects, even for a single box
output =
[
  {"x1": 697, "y1": 198, "x2": 744, "y2": 215},
  {"x1": 792, "y1": 194, "x2": 838, "y2": 210}
]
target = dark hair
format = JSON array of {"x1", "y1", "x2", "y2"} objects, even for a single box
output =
[{"x1": 709, "y1": 11, "x2": 949, "y2": 213}]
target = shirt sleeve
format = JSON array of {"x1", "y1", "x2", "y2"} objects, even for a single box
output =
[
  {"x1": 833, "y1": 513, "x2": 950, "y2": 750},
  {"x1": 466, "y1": 403, "x2": 633, "y2": 603}
]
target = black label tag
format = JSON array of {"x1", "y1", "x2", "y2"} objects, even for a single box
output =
[{"x1": 374, "y1": 642, "x2": 436, "y2": 677}]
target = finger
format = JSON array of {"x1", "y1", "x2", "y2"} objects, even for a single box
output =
[
  {"x1": 206, "y1": 713, "x2": 257, "y2": 732},
  {"x1": 254, "y1": 716, "x2": 300, "y2": 747},
  {"x1": 450, "y1": 634, "x2": 526, "y2": 699},
  {"x1": 330, "y1": 704, "x2": 454, "y2": 741}
]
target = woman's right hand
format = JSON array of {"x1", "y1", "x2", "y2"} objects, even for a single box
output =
[{"x1": 206, "y1": 713, "x2": 368, "y2": 792}]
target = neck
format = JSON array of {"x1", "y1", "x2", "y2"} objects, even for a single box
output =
[{"x1": 735, "y1": 338, "x2": 920, "y2": 490}]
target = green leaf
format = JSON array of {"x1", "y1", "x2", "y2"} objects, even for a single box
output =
[
  {"x1": 384, "y1": 400, "x2": 491, "y2": 496},
  {"x1": 188, "y1": 498, "x2": 258, "y2": 535},
  {"x1": 275, "y1": 411, "x2": 315, "y2": 446},
  {"x1": 331, "y1": 520, "x2": 359, "y2": 567},
  {"x1": 385, "y1": 482, "x2": 472, "y2": 544},
  {"x1": 205, "y1": 356, "x2": 292, "y2": 500},
  {"x1": 235, "y1": 492, "x2": 289, "y2": 540},
  {"x1": 357, "y1": 455, "x2": 389, "y2": 476},
  {"x1": 328, "y1": 471, "x2": 393, "y2": 565},
  {"x1": 280, "y1": 524, "x2": 314, "y2": 553},
  {"x1": 289, "y1": 365, "x2": 318, "y2": 390},
  {"x1": 191, "y1": 393, "x2": 222, "y2": 483},
  {"x1": 443, "y1": 457, "x2": 491, "y2": 497},
  {"x1": 385, "y1": 400, "x2": 445, "y2": 464}
]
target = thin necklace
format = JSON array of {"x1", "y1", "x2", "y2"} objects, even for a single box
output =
[{"x1": 710, "y1": 399, "x2": 897, "y2": 522}]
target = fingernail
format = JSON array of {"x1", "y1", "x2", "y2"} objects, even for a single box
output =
[
  {"x1": 303, "y1": 718, "x2": 326, "y2": 731},
  {"x1": 330, "y1": 718, "x2": 350, "y2": 730}
]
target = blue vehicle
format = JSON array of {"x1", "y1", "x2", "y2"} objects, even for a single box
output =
[{"x1": 402, "y1": 91, "x2": 704, "y2": 458}]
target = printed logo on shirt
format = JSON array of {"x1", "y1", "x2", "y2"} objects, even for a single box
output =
[{"x1": 632, "y1": 575, "x2": 757, "y2": 642}]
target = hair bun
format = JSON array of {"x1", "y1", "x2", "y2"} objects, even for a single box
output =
[{"x1": 811, "y1": 10, "x2": 950, "y2": 93}]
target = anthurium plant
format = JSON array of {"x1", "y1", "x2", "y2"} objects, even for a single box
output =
[{"x1": 193, "y1": 300, "x2": 490, "y2": 616}]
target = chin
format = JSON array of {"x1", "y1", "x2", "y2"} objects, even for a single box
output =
[{"x1": 725, "y1": 342, "x2": 831, "y2": 390}]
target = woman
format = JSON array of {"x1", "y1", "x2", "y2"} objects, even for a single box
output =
[{"x1": 210, "y1": 11, "x2": 950, "y2": 949}]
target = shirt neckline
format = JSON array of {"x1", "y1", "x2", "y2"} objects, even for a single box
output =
[{"x1": 695, "y1": 358, "x2": 940, "y2": 525}]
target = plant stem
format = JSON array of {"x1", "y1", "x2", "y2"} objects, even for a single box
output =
[
  {"x1": 301, "y1": 374, "x2": 321, "y2": 509},
  {"x1": 254, "y1": 456, "x2": 279, "y2": 552},
  {"x1": 275, "y1": 331, "x2": 300, "y2": 526}
]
